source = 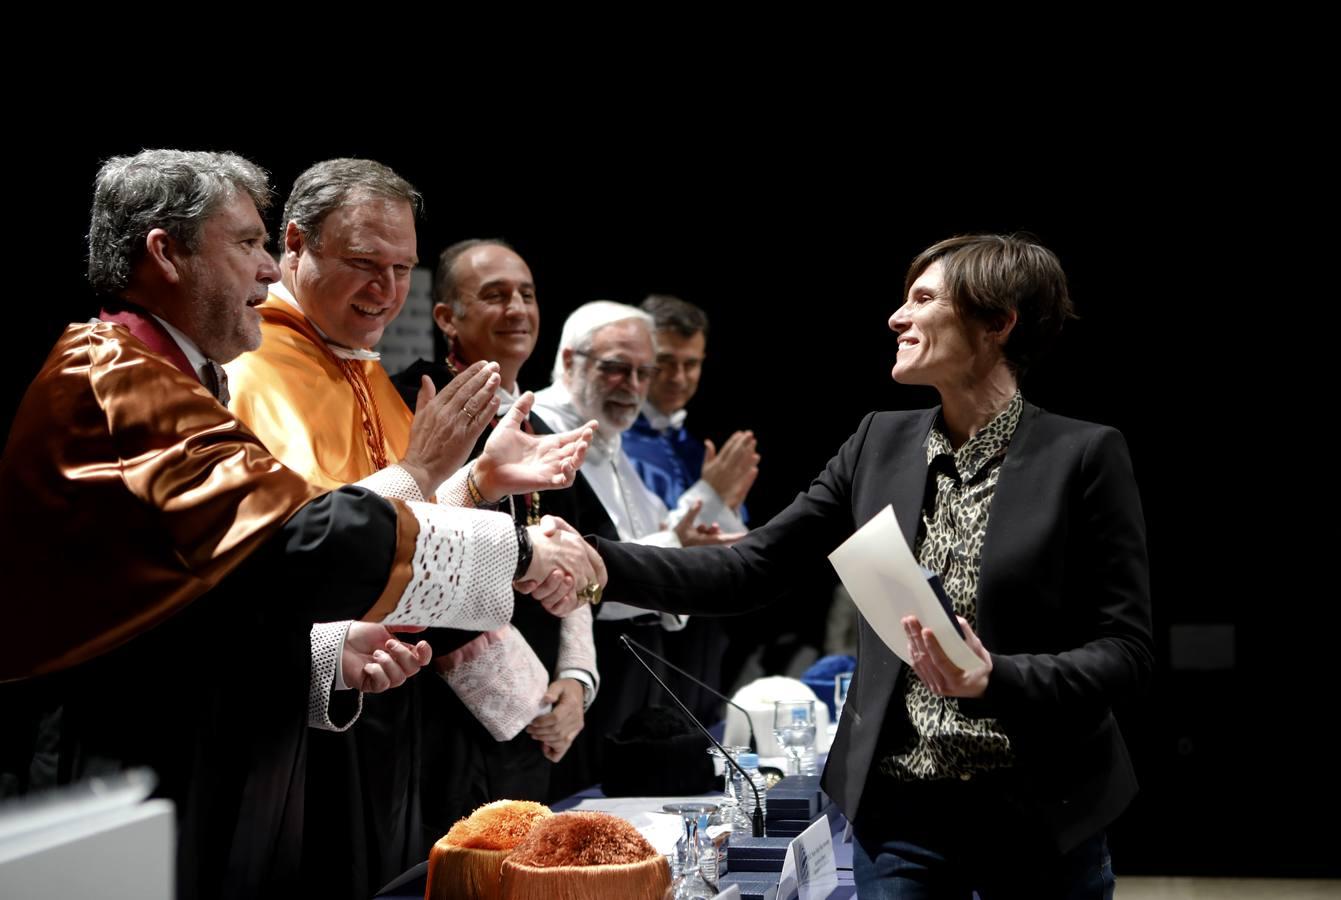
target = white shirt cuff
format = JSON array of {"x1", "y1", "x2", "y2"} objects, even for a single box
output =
[
  {"x1": 557, "y1": 668, "x2": 598, "y2": 710},
  {"x1": 673, "y1": 479, "x2": 747, "y2": 533}
]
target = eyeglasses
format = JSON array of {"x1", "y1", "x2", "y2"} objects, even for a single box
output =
[{"x1": 572, "y1": 350, "x2": 660, "y2": 382}]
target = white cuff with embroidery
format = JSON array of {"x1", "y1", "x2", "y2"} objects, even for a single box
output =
[
  {"x1": 355, "y1": 464, "x2": 426, "y2": 503},
  {"x1": 381, "y1": 502, "x2": 517, "y2": 630},
  {"x1": 309, "y1": 621, "x2": 363, "y2": 732},
  {"x1": 438, "y1": 625, "x2": 551, "y2": 741}
]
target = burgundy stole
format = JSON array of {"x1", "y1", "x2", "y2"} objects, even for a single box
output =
[{"x1": 100, "y1": 304, "x2": 198, "y2": 382}]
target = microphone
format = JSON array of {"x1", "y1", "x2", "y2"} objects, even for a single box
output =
[
  {"x1": 620, "y1": 633, "x2": 759, "y2": 754},
  {"x1": 621, "y1": 635, "x2": 765, "y2": 837}
]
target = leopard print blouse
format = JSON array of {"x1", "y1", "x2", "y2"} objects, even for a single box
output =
[{"x1": 883, "y1": 391, "x2": 1022, "y2": 782}]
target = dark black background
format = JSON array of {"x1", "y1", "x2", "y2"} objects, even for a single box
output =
[{"x1": 5, "y1": 107, "x2": 1323, "y2": 877}]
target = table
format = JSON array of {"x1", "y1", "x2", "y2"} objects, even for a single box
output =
[{"x1": 374, "y1": 760, "x2": 856, "y2": 899}]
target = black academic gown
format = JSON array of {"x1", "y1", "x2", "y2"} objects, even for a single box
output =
[
  {"x1": 392, "y1": 360, "x2": 619, "y2": 809},
  {"x1": 1, "y1": 313, "x2": 435, "y2": 900},
  {"x1": 5, "y1": 487, "x2": 406, "y2": 900}
]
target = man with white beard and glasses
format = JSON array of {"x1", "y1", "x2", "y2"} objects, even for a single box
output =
[{"x1": 531, "y1": 301, "x2": 742, "y2": 781}]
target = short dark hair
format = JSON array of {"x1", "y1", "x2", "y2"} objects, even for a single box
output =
[
  {"x1": 903, "y1": 233, "x2": 1075, "y2": 375},
  {"x1": 282, "y1": 158, "x2": 422, "y2": 250},
  {"x1": 433, "y1": 238, "x2": 517, "y2": 313},
  {"x1": 640, "y1": 294, "x2": 709, "y2": 339},
  {"x1": 87, "y1": 149, "x2": 271, "y2": 294}
]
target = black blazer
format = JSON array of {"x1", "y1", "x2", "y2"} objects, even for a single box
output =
[{"x1": 591, "y1": 401, "x2": 1153, "y2": 852}]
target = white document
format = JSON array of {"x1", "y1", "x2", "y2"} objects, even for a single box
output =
[
  {"x1": 569, "y1": 794, "x2": 722, "y2": 855},
  {"x1": 777, "y1": 816, "x2": 838, "y2": 900},
  {"x1": 828, "y1": 505, "x2": 983, "y2": 672}
]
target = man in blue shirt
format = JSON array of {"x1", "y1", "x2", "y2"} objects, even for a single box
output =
[
  {"x1": 622, "y1": 294, "x2": 760, "y2": 721},
  {"x1": 623, "y1": 295, "x2": 758, "y2": 528}
]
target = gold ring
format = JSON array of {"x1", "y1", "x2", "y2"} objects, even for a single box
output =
[{"x1": 578, "y1": 583, "x2": 602, "y2": 605}]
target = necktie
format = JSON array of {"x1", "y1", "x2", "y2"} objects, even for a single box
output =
[{"x1": 202, "y1": 361, "x2": 230, "y2": 406}]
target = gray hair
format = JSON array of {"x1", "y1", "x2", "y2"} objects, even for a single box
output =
[
  {"x1": 434, "y1": 237, "x2": 517, "y2": 315},
  {"x1": 551, "y1": 300, "x2": 654, "y2": 385},
  {"x1": 87, "y1": 149, "x2": 271, "y2": 294},
  {"x1": 282, "y1": 158, "x2": 422, "y2": 250}
]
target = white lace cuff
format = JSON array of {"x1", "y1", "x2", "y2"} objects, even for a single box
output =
[
  {"x1": 355, "y1": 464, "x2": 425, "y2": 503},
  {"x1": 434, "y1": 465, "x2": 473, "y2": 507},
  {"x1": 309, "y1": 621, "x2": 363, "y2": 732},
  {"x1": 381, "y1": 502, "x2": 517, "y2": 630},
  {"x1": 556, "y1": 604, "x2": 598, "y2": 706},
  {"x1": 439, "y1": 625, "x2": 551, "y2": 741}
]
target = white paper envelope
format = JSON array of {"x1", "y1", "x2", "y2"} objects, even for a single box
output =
[{"x1": 828, "y1": 505, "x2": 983, "y2": 672}]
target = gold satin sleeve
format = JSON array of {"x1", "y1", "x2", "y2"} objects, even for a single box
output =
[{"x1": 0, "y1": 323, "x2": 329, "y2": 680}]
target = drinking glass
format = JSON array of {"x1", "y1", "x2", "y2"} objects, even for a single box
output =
[
  {"x1": 772, "y1": 699, "x2": 817, "y2": 776},
  {"x1": 662, "y1": 802, "x2": 719, "y2": 899}
]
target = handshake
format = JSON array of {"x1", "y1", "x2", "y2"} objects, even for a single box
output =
[
  {"x1": 402, "y1": 364, "x2": 609, "y2": 618},
  {"x1": 514, "y1": 515, "x2": 606, "y2": 617}
]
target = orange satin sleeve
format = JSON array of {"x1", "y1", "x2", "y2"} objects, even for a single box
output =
[{"x1": 361, "y1": 497, "x2": 421, "y2": 623}]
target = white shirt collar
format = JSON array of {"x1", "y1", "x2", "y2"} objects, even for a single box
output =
[
  {"x1": 495, "y1": 383, "x2": 520, "y2": 418},
  {"x1": 151, "y1": 314, "x2": 211, "y2": 382},
  {"x1": 642, "y1": 403, "x2": 688, "y2": 431},
  {"x1": 270, "y1": 281, "x2": 381, "y2": 361}
]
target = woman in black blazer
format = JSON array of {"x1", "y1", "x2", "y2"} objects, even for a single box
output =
[{"x1": 589, "y1": 234, "x2": 1152, "y2": 898}]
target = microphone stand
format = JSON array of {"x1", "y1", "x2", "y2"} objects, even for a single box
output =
[
  {"x1": 620, "y1": 633, "x2": 759, "y2": 754},
  {"x1": 621, "y1": 635, "x2": 765, "y2": 837}
]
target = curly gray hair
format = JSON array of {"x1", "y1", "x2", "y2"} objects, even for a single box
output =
[{"x1": 87, "y1": 149, "x2": 271, "y2": 294}]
